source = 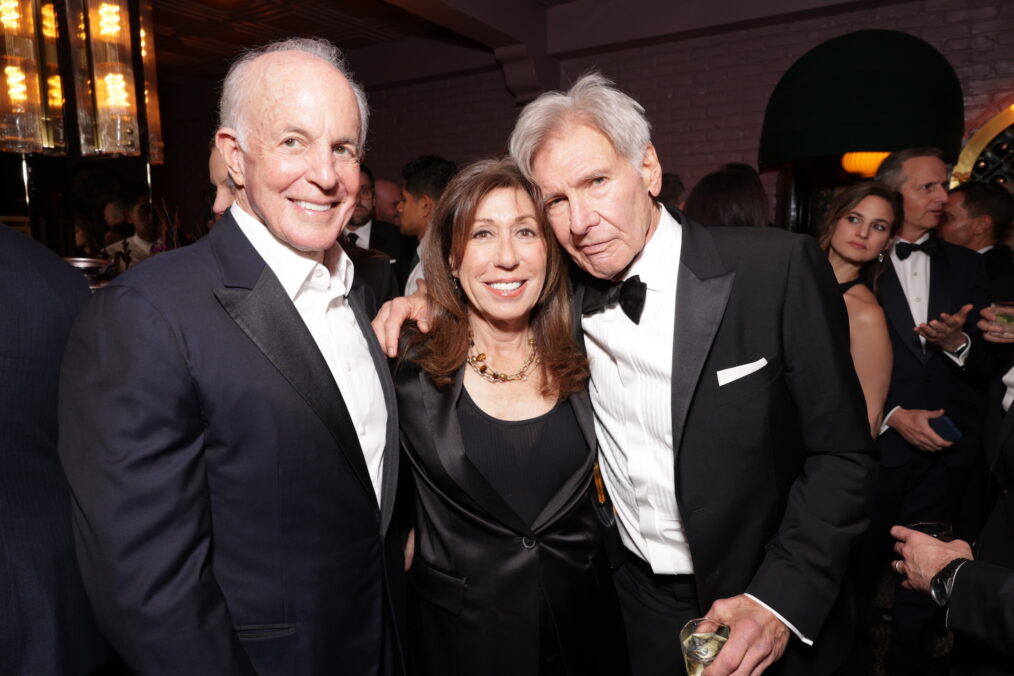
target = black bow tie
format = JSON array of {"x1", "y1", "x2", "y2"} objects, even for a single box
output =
[
  {"x1": 582, "y1": 275, "x2": 647, "y2": 324},
  {"x1": 895, "y1": 238, "x2": 939, "y2": 261}
]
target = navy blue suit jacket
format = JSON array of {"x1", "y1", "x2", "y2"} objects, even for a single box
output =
[
  {"x1": 58, "y1": 215, "x2": 406, "y2": 675},
  {"x1": 0, "y1": 225, "x2": 110, "y2": 674}
]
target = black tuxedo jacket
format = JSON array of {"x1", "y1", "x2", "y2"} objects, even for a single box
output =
[
  {"x1": 58, "y1": 214, "x2": 406, "y2": 675},
  {"x1": 368, "y1": 219, "x2": 415, "y2": 288},
  {"x1": 394, "y1": 363, "x2": 629, "y2": 676},
  {"x1": 983, "y1": 243, "x2": 1014, "y2": 291},
  {"x1": 0, "y1": 226, "x2": 111, "y2": 675},
  {"x1": 876, "y1": 239, "x2": 991, "y2": 468},
  {"x1": 574, "y1": 213, "x2": 877, "y2": 674},
  {"x1": 948, "y1": 362, "x2": 1014, "y2": 675}
]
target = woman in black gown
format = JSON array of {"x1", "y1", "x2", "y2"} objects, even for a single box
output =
[
  {"x1": 394, "y1": 157, "x2": 629, "y2": 676},
  {"x1": 817, "y1": 180, "x2": 901, "y2": 435}
]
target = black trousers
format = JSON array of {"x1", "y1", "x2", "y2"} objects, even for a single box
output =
[{"x1": 613, "y1": 550, "x2": 699, "y2": 676}]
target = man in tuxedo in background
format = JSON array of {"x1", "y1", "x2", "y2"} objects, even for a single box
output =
[
  {"x1": 397, "y1": 154, "x2": 457, "y2": 295},
  {"x1": 940, "y1": 181, "x2": 1014, "y2": 299},
  {"x1": 892, "y1": 310, "x2": 1014, "y2": 675},
  {"x1": 60, "y1": 38, "x2": 405, "y2": 675},
  {"x1": 871, "y1": 148, "x2": 992, "y2": 674},
  {"x1": 346, "y1": 164, "x2": 415, "y2": 287},
  {"x1": 1, "y1": 226, "x2": 111, "y2": 676},
  {"x1": 377, "y1": 72, "x2": 875, "y2": 676}
]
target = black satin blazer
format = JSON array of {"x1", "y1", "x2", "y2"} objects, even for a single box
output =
[{"x1": 394, "y1": 361, "x2": 629, "y2": 676}]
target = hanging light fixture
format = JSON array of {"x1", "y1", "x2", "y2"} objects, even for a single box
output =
[
  {"x1": 38, "y1": 1, "x2": 65, "y2": 150},
  {"x1": 136, "y1": 0, "x2": 161, "y2": 163},
  {"x1": 841, "y1": 151, "x2": 890, "y2": 178},
  {"x1": 0, "y1": 0, "x2": 44, "y2": 152},
  {"x1": 84, "y1": 0, "x2": 139, "y2": 155}
]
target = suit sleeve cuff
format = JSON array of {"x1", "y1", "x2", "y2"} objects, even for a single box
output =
[
  {"x1": 743, "y1": 594, "x2": 814, "y2": 646},
  {"x1": 879, "y1": 406, "x2": 901, "y2": 436},
  {"x1": 944, "y1": 333, "x2": 971, "y2": 366}
]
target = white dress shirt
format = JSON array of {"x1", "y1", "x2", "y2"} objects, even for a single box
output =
[
  {"x1": 231, "y1": 204, "x2": 388, "y2": 502},
  {"x1": 404, "y1": 239, "x2": 426, "y2": 296},
  {"x1": 583, "y1": 207, "x2": 690, "y2": 574},
  {"x1": 882, "y1": 234, "x2": 970, "y2": 432},
  {"x1": 346, "y1": 219, "x2": 373, "y2": 249},
  {"x1": 1003, "y1": 365, "x2": 1014, "y2": 412}
]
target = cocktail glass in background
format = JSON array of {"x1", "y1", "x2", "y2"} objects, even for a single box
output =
[
  {"x1": 990, "y1": 301, "x2": 1014, "y2": 337},
  {"x1": 680, "y1": 617, "x2": 730, "y2": 676}
]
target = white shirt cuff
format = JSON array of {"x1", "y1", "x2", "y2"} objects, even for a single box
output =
[
  {"x1": 943, "y1": 333, "x2": 970, "y2": 367},
  {"x1": 879, "y1": 406, "x2": 901, "y2": 436},
  {"x1": 743, "y1": 593, "x2": 813, "y2": 646}
]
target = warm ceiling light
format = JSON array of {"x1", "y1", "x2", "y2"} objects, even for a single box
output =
[
  {"x1": 0, "y1": 0, "x2": 20, "y2": 30},
  {"x1": 46, "y1": 74, "x2": 62, "y2": 107},
  {"x1": 98, "y1": 2, "x2": 120, "y2": 36},
  {"x1": 5, "y1": 65, "x2": 27, "y2": 102},
  {"x1": 841, "y1": 151, "x2": 890, "y2": 178},
  {"x1": 41, "y1": 3, "x2": 56, "y2": 38}
]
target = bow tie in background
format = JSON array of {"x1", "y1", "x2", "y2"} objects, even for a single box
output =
[
  {"x1": 582, "y1": 275, "x2": 647, "y2": 324},
  {"x1": 894, "y1": 238, "x2": 939, "y2": 261}
]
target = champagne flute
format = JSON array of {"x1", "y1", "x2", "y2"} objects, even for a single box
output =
[{"x1": 680, "y1": 617, "x2": 730, "y2": 676}]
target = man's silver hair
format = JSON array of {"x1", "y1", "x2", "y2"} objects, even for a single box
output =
[
  {"x1": 219, "y1": 37, "x2": 369, "y2": 156},
  {"x1": 875, "y1": 147, "x2": 945, "y2": 191},
  {"x1": 508, "y1": 71, "x2": 652, "y2": 180}
]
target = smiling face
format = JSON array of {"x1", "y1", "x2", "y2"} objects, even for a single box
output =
[
  {"x1": 452, "y1": 187, "x2": 547, "y2": 331},
  {"x1": 531, "y1": 123, "x2": 661, "y2": 280},
  {"x1": 216, "y1": 51, "x2": 361, "y2": 253},
  {"x1": 896, "y1": 155, "x2": 949, "y2": 240},
  {"x1": 828, "y1": 195, "x2": 895, "y2": 266}
]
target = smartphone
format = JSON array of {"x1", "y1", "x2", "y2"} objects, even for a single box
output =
[{"x1": 929, "y1": 415, "x2": 962, "y2": 443}]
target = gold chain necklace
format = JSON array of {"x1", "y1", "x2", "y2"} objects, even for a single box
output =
[{"x1": 466, "y1": 331, "x2": 539, "y2": 383}]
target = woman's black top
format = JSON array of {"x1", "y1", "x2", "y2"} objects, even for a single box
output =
[
  {"x1": 457, "y1": 388, "x2": 587, "y2": 526},
  {"x1": 839, "y1": 278, "x2": 864, "y2": 294}
]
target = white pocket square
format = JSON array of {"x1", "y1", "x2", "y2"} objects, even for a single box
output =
[{"x1": 716, "y1": 357, "x2": 768, "y2": 387}]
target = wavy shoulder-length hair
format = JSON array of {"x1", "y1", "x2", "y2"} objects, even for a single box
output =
[
  {"x1": 816, "y1": 180, "x2": 902, "y2": 291},
  {"x1": 402, "y1": 157, "x2": 588, "y2": 399}
]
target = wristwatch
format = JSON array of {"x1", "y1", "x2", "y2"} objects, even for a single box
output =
[{"x1": 930, "y1": 558, "x2": 970, "y2": 606}]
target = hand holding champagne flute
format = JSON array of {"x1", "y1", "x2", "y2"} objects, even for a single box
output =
[{"x1": 681, "y1": 618, "x2": 729, "y2": 676}]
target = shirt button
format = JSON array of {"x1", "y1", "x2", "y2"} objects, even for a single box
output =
[
  {"x1": 314, "y1": 268, "x2": 325, "y2": 278},
  {"x1": 915, "y1": 297, "x2": 922, "y2": 303},
  {"x1": 342, "y1": 361, "x2": 351, "y2": 372},
  {"x1": 521, "y1": 536, "x2": 536, "y2": 549},
  {"x1": 358, "y1": 426, "x2": 366, "y2": 437}
]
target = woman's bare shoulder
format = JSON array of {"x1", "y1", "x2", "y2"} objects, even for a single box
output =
[{"x1": 843, "y1": 286, "x2": 886, "y2": 327}]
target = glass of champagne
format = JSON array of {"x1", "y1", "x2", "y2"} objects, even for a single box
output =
[
  {"x1": 990, "y1": 301, "x2": 1014, "y2": 337},
  {"x1": 680, "y1": 617, "x2": 730, "y2": 676},
  {"x1": 907, "y1": 522, "x2": 954, "y2": 542}
]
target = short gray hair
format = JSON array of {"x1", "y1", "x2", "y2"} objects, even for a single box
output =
[
  {"x1": 875, "y1": 147, "x2": 945, "y2": 191},
  {"x1": 219, "y1": 37, "x2": 369, "y2": 156},
  {"x1": 508, "y1": 71, "x2": 652, "y2": 180}
]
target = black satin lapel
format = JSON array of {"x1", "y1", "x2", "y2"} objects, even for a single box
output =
[
  {"x1": 421, "y1": 369, "x2": 532, "y2": 534},
  {"x1": 671, "y1": 263, "x2": 734, "y2": 459},
  {"x1": 928, "y1": 252, "x2": 953, "y2": 324},
  {"x1": 348, "y1": 286, "x2": 399, "y2": 534},
  {"x1": 530, "y1": 394, "x2": 596, "y2": 533},
  {"x1": 214, "y1": 268, "x2": 375, "y2": 502},
  {"x1": 879, "y1": 263, "x2": 927, "y2": 364}
]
